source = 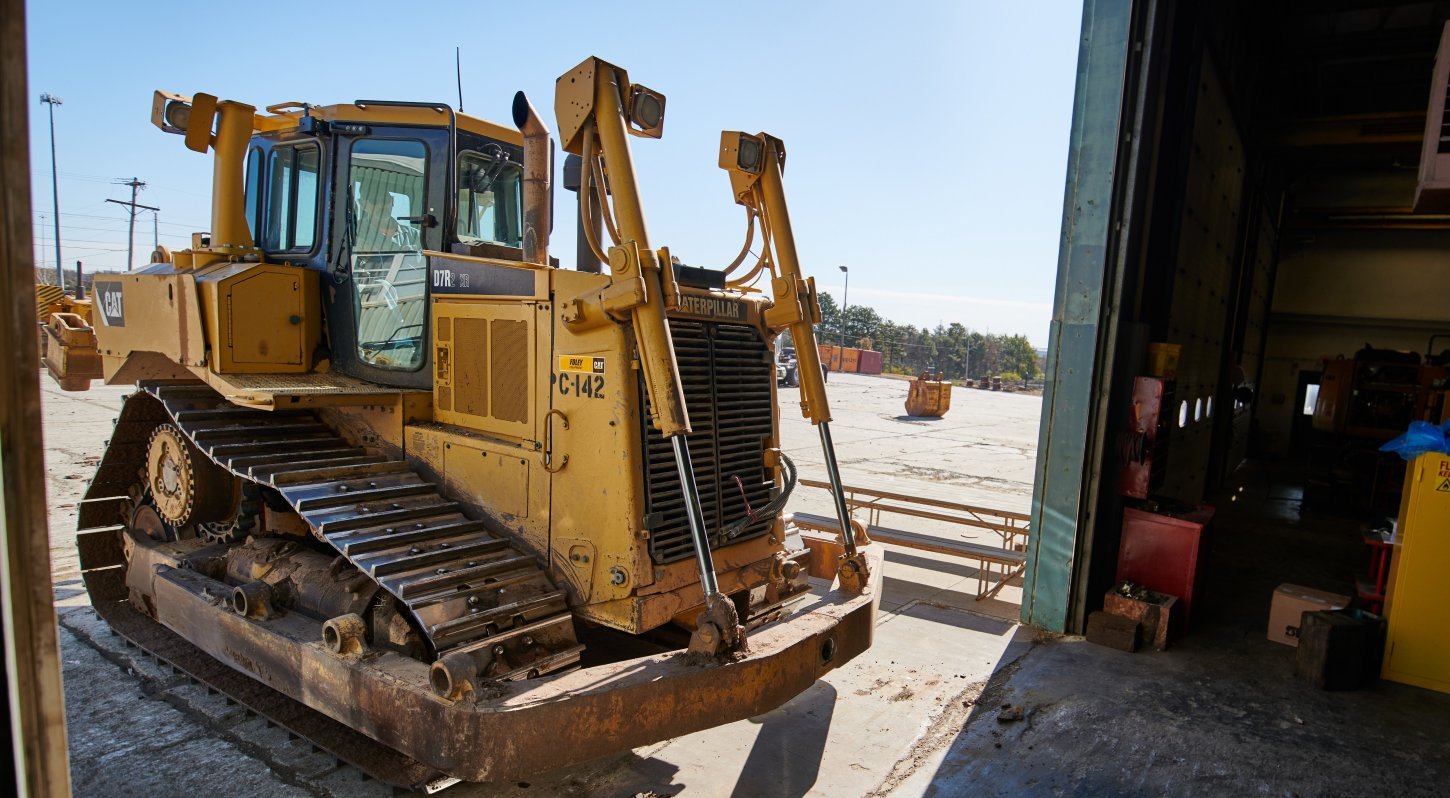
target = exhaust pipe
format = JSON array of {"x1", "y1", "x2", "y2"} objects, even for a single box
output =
[{"x1": 512, "y1": 91, "x2": 552, "y2": 266}]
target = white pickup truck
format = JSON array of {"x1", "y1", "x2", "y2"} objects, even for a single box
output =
[{"x1": 776, "y1": 346, "x2": 799, "y2": 387}]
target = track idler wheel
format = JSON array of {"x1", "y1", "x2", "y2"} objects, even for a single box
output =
[{"x1": 146, "y1": 423, "x2": 238, "y2": 527}]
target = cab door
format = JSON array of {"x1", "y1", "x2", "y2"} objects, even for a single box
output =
[{"x1": 325, "y1": 127, "x2": 449, "y2": 389}]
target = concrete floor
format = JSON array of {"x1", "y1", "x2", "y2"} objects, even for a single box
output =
[
  {"x1": 42, "y1": 373, "x2": 1043, "y2": 797},
  {"x1": 46, "y1": 374, "x2": 1448, "y2": 796},
  {"x1": 889, "y1": 466, "x2": 1450, "y2": 797}
]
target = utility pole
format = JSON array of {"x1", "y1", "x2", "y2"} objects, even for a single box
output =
[
  {"x1": 838, "y1": 264, "x2": 850, "y2": 355},
  {"x1": 105, "y1": 178, "x2": 156, "y2": 271},
  {"x1": 964, "y1": 327, "x2": 971, "y2": 382},
  {"x1": 39, "y1": 93, "x2": 62, "y2": 287}
]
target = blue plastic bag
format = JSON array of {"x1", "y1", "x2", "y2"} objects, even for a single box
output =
[{"x1": 1380, "y1": 420, "x2": 1450, "y2": 461}]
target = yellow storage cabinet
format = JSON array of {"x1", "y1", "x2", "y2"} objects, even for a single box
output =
[{"x1": 1382, "y1": 452, "x2": 1450, "y2": 693}]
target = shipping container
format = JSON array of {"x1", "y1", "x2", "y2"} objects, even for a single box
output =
[{"x1": 858, "y1": 349, "x2": 884, "y2": 375}]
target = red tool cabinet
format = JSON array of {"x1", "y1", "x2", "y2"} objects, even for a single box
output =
[{"x1": 1116, "y1": 505, "x2": 1214, "y2": 626}]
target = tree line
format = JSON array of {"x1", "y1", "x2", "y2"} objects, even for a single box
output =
[{"x1": 803, "y1": 292, "x2": 1041, "y2": 380}]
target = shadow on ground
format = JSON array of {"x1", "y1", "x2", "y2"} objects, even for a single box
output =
[{"x1": 899, "y1": 464, "x2": 1450, "y2": 797}]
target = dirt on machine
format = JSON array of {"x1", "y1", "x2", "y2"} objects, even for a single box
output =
[{"x1": 46, "y1": 57, "x2": 880, "y2": 788}]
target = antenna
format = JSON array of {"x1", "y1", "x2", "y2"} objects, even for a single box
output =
[{"x1": 456, "y1": 47, "x2": 464, "y2": 112}]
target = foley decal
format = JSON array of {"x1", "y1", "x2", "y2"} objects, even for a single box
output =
[{"x1": 558, "y1": 355, "x2": 606, "y2": 374}]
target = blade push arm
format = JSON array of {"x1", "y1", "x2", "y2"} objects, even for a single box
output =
[
  {"x1": 554, "y1": 57, "x2": 744, "y2": 654},
  {"x1": 719, "y1": 132, "x2": 871, "y2": 593}
]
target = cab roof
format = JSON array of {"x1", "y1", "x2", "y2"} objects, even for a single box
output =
[{"x1": 254, "y1": 101, "x2": 523, "y2": 145}]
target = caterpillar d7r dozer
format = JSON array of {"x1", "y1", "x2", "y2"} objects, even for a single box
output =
[{"x1": 50, "y1": 56, "x2": 879, "y2": 790}]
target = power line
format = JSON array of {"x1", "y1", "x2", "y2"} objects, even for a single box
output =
[
  {"x1": 33, "y1": 221, "x2": 191, "y2": 238},
  {"x1": 41, "y1": 236, "x2": 152, "y2": 246},
  {"x1": 32, "y1": 209, "x2": 207, "y2": 229}
]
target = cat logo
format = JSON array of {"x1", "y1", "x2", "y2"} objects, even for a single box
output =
[{"x1": 95, "y1": 281, "x2": 125, "y2": 327}]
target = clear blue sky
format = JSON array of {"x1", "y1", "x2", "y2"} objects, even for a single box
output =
[{"x1": 25, "y1": 1, "x2": 1083, "y2": 346}]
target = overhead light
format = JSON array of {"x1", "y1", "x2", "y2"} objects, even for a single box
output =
[
  {"x1": 737, "y1": 136, "x2": 762, "y2": 173},
  {"x1": 626, "y1": 84, "x2": 666, "y2": 138},
  {"x1": 151, "y1": 90, "x2": 194, "y2": 135},
  {"x1": 164, "y1": 100, "x2": 192, "y2": 132}
]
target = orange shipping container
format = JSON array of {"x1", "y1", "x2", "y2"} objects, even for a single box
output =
[
  {"x1": 819, "y1": 344, "x2": 843, "y2": 370},
  {"x1": 841, "y1": 347, "x2": 861, "y2": 373}
]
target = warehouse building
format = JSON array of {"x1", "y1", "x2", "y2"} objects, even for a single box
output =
[{"x1": 1028, "y1": 0, "x2": 1450, "y2": 671}]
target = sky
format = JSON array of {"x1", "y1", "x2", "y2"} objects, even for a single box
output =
[{"x1": 25, "y1": 1, "x2": 1083, "y2": 346}]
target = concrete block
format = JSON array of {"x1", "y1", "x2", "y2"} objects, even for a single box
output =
[
  {"x1": 1104, "y1": 589, "x2": 1178, "y2": 651},
  {"x1": 1086, "y1": 611, "x2": 1140, "y2": 652},
  {"x1": 1295, "y1": 610, "x2": 1381, "y2": 691}
]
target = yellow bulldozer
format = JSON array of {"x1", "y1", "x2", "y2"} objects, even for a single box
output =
[{"x1": 48, "y1": 57, "x2": 879, "y2": 788}]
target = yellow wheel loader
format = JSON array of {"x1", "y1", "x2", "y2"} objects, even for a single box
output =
[{"x1": 53, "y1": 57, "x2": 878, "y2": 789}]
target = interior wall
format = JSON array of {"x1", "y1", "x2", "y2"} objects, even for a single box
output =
[
  {"x1": 1255, "y1": 229, "x2": 1450, "y2": 454},
  {"x1": 1157, "y1": 54, "x2": 1246, "y2": 504}
]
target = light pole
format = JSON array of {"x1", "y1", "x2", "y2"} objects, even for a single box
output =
[
  {"x1": 40, "y1": 93, "x2": 63, "y2": 288},
  {"x1": 838, "y1": 265, "x2": 849, "y2": 353}
]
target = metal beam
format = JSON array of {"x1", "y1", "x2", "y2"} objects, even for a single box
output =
[
  {"x1": 0, "y1": 0, "x2": 72, "y2": 792},
  {"x1": 1023, "y1": 0, "x2": 1137, "y2": 633}
]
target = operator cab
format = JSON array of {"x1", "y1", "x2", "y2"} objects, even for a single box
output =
[{"x1": 241, "y1": 104, "x2": 526, "y2": 389}]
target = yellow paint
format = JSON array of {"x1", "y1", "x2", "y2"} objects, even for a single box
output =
[
  {"x1": 1383, "y1": 453, "x2": 1450, "y2": 693},
  {"x1": 431, "y1": 300, "x2": 539, "y2": 441}
]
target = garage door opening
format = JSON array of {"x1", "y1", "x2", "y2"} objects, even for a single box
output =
[{"x1": 1027, "y1": 0, "x2": 1450, "y2": 679}]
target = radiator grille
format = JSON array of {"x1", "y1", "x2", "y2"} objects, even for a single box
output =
[{"x1": 641, "y1": 320, "x2": 777, "y2": 565}]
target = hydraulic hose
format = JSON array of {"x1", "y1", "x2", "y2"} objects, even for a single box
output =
[{"x1": 723, "y1": 451, "x2": 798, "y2": 539}]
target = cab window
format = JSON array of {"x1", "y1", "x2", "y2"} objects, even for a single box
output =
[
  {"x1": 262, "y1": 143, "x2": 319, "y2": 252},
  {"x1": 348, "y1": 138, "x2": 429, "y2": 371},
  {"x1": 243, "y1": 148, "x2": 261, "y2": 239},
  {"x1": 457, "y1": 148, "x2": 522, "y2": 247}
]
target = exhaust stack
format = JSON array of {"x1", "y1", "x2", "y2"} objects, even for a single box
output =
[{"x1": 512, "y1": 91, "x2": 552, "y2": 266}]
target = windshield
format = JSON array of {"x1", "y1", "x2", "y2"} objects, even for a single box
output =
[{"x1": 457, "y1": 148, "x2": 522, "y2": 248}]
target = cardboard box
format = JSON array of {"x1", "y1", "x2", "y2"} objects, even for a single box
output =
[{"x1": 1269, "y1": 584, "x2": 1350, "y2": 646}]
